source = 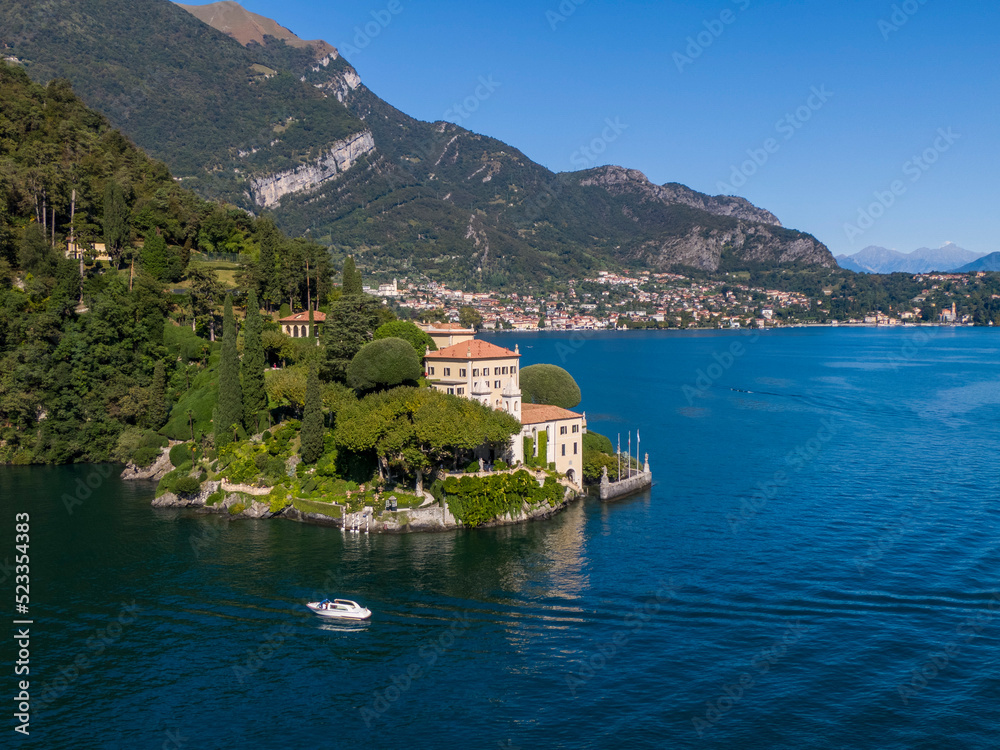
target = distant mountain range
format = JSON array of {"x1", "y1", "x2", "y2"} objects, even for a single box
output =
[
  {"x1": 954, "y1": 252, "x2": 1000, "y2": 273},
  {"x1": 836, "y1": 243, "x2": 988, "y2": 274},
  {"x1": 0, "y1": 0, "x2": 836, "y2": 287}
]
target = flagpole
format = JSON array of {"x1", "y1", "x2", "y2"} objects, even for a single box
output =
[
  {"x1": 617, "y1": 433, "x2": 621, "y2": 481},
  {"x1": 628, "y1": 432, "x2": 632, "y2": 478},
  {"x1": 637, "y1": 429, "x2": 640, "y2": 473}
]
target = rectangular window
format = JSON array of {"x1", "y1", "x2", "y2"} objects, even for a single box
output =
[
  {"x1": 572, "y1": 425, "x2": 579, "y2": 433},
  {"x1": 573, "y1": 442, "x2": 578, "y2": 455},
  {"x1": 429, "y1": 367, "x2": 435, "y2": 375},
  {"x1": 560, "y1": 426, "x2": 568, "y2": 435},
  {"x1": 460, "y1": 369, "x2": 467, "y2": 377},
  {"x1": 502, "y1": 367, "x2": 508, "y2": 374},
  {"x1": 494, "y1": 367, "x2": 501, "y2": 375},
  {"x1": 473, "y1": 369, "x2": 479, "y2": 377},
  {"x1": 511, "y1": 366, "x2": 516, "y2": 374},
  {"x1": 457, "y1": 387, "x2": 464, "y2": 395},
  {"x1": 447, "y1": 388, "x2": 455, "y2": 395},
  {"x1": 561, "y1": 445, "x2": 566, "y2": 456},
  {"x1": 444, "y1": 367, "x2": 451, "y2": 376},
  {"x1": 495, "y1": 380, "x2": 501, "y2": 389}
]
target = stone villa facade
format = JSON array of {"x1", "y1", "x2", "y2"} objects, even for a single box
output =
[{"x1": 424, "y1": 338, "x2": 587, "y2": 486}]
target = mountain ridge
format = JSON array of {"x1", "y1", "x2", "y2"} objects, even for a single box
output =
[
  {"x1": 836, "y1": 243, "x2": 985, "y2": 274},
  {"x1": 1, "y1": 0, "x2": 836, "y2": 287}
]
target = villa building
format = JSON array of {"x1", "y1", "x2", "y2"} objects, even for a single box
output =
[
  {"x1": 424, "y1": 338, "x2": 588, "y2": 487},
  {"x1": 424, "y1": 339, "x2": 522, "y2": 415},
  {"x1": 516, "y1": 404, "x2": 587, "y2": 485},
  {"x1": 279, "y1": 310, "x2": 325, "y2": 338}
]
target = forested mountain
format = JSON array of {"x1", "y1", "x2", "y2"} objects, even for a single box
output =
[
  {"x1": 0, "y1": 62, "x2": 333, "y2": 464},
  {"x1": 0, "y1": 0, "x2": 836, "y2": 288}
]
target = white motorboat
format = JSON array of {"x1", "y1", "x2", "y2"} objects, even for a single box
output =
[{"x1": 306, "y1": 599, "x2": 372, "y2": 621}]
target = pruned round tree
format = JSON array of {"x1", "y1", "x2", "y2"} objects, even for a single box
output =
[
  {"x1": 374, "y1": 320, "x2": 437, "y2": 358},
  {"x1": 520, "y1": 364, "x2": 582, "y2": 409},
  {"x1": 347, "y1": 337, "x2": 422, "y2": 393}
]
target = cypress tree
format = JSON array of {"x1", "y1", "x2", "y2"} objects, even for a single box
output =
[
  {"x1": 241, "y1": 289, "x2": 267, "y2": 432},
  {"x1": 300, "y1": 364, "x2": 323, "y2": 464},
  {"x1": 149, "y1": 360, "x2": 167, "y2": 430},
  {"x1": 103, "y1": 180, "x2": 129, "y2": 268},
  {"x1": 214, "y1": 295, "x2": 243, "y2": 448},
  {"x1": 341, "y1": 256, "x2": 362, "y2": 296}
]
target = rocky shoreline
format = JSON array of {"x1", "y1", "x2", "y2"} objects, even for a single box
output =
[{"x1": 142, "y1": 476, "x2": 582, "y2": 533}]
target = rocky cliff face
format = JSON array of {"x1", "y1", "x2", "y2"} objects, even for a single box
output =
[
  {"x1": 635, "y1": 222, "x2": 833, "y2": 272},
  {"x1": 249, "y1": 129, "x2": 376, "y2": 207},
  {"x1": 579, "y1": 166, "x2": 781, "y2": 226},
  {"x1": 313, "y1": 67, "x2": 362, "y2": 103}
]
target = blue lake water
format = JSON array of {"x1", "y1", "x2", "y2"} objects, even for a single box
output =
[{"x1": 2, "y1": 327, "x2": 999, "y2": 748}]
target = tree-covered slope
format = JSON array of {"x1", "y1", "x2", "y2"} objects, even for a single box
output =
[{"x1": 0, "y1": 0, "x2": 365, "y2": 203}]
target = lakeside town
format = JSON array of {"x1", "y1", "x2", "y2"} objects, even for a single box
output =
[{"x1": 365, "y1": 270, "x2": 998, "y2": 330}]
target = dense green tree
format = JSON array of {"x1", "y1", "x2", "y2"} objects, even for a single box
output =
[
  {"x1": 459, "y1": 305, "x2": 483, "y2": 330},
  {"x1": 373, "y1": 320, "x2": 437, "y2": 357},
  {"x1": 520, "y1": 364, "x2": 582, "y2": 409},
  {"x1": 214, "y1": 295, "x2": 242, "y2": 448},
  {"x1": 241, "y1": 289, "x2": 267, "y2": 432},
  {"x1": 341, "y1": 255, "x2": 362, "y2": 296},
  {"x1": 102, "y1": 180, "x2": 129, "y2": 268},
  {"x1": 149, "y1": 360, "x2": 167, "y2": 429},
  {"x1": 255, "y1": 217, "x2": 281, "y2": 310},
  {"x1": 300, "y1": 365, "x2": 323, "y2": 464},
  {"x1": 347, "y1": 338, "x2": 422, "y2": 393},
  {"x1": 335, "y1": 387, "x2": 520, "y2": 486},
  {"x1": 18, "y1": 223, "x2": 56, "y2": 276},
  {"x1": 139, "y1": 230, "x2": 169, "y2": 281},
  {"x1": 321, "y1": 295, "x2": 384, "y2": 382},
  {"x1": 187, "y1": 265, "x2": 223, "y2": 339}
]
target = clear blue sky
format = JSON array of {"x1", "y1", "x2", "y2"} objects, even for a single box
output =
[{"x1": 235, "y1": 0, "x2": 999, "y2": 258}]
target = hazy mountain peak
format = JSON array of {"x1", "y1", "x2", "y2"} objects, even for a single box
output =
[{"x1": 837, "y1": 242, "x2": 985, "y2": 273}]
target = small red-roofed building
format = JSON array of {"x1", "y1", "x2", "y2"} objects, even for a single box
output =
[{"x1": 279, "y1": 310, "x2": 326, "y2": 339}]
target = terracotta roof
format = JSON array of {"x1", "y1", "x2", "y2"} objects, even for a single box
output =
[
  {"x1": 520, "y1": 403, "x2": 583, "y2": 425},
  {"x1": 426, "y1": 323, "x2": 474, "y2": 332},
  {"x1": 279, "y1": 311, "x2": 326, "y2": 323},
  {"x1": 425, "y1": 339, "x2": 518, "y2": 360}
]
